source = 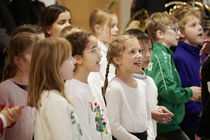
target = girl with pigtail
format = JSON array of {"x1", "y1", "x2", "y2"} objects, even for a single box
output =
[{"x1": 104, "y1": 35, "x2": 155, "y2": 140}]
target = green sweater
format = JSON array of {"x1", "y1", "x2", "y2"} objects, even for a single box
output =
[{"x1": 144, "y1": 43, "x2": 192, "y2": 134}]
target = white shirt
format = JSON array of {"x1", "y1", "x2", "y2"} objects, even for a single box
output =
[
  {"x1": 88, "y1": 40, "x2": 115, "y2": 92},
  {"x1": 133, "y1": 73, "x2": 158, "y2": 138},
  {"x1": 34, "y1": 90, "x2": 82, "y2": 140},
  {"x1": 105, "y1": 76, "x2": 155, "y2": 140},
  {"x1": 65, "y1": 79, "x2": 112, "y2": 140}
]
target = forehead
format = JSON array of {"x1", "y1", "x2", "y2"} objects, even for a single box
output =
[
  {"x1": 56, "y1": 11, "x2": 71, "y2": 21},
  {"x1": 184, "y1": 15, "x2": 200, "y2": 24},
  {"x1": 125, "y1": 38, "x2": 140, "y2": 49},
  {"x1": 138, "y1": 40, "x2": 152, "y2": 48},
  {"x1": 86, "y1": 35, "x2": 98, "y2": 48}
]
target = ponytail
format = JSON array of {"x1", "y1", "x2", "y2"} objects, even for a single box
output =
[{"x1": 102, "y1": 61, "x2": 111, "y2": 97}]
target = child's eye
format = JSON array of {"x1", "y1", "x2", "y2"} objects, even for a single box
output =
[
  {"x1": 130, "y1": 50, "x2": 135, "y2": 54},
  {"x1": 138, "y1": 49, "x2": 143, "y2": 53},
  {"x1": 149, "y1": 48, "x2": 152, "y2": 51},
  {"x1": 90, "y1": 48, "x2": 97, "y2": 53},
  {"x1": 59, "y1": 20, "x2": 66, "y2": 25}
]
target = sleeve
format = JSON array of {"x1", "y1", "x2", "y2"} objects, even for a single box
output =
[
  {"x1": 146, "y1": 87, "x2": 156, "y2": 140},
  {"x1": 0, "y1": 84, "x2": 9, "y2": 104},
  {"x1": 43, "y1": 99, "x2": 76, "y2": 140},
  {"x1": 147, "y1": 54, "x2": 192, "y2": 104},
  {"x1": 105, "y1": 85, "x2": 140, "y2": 140},
  {"x1": 70, "y1": 94, "x2": 92, "y2": 140}
]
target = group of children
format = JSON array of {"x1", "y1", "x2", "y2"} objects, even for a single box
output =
[{"x1": 0, "y1": 3, "x2": 209, "y2": 140}]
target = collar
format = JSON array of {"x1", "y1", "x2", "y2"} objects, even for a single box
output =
[
  {"x1": 153, "y1": 43, "x2": 174, "y2": 56},
  {"x1": 178, "y1": 41, "x2": 201, "y2": 57}
]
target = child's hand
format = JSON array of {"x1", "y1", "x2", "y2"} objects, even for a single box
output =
[
  {"x1": 151, "y1": 106, "x2": 174, "y2": 123},
  {"x1": 190, "y1": 86, "x2": 201, "y2": 100},
  {"x1": 200, "y1": 40, "x2": 210, "y2": 55},
  {"x1": 1, "y1": 105, "x2": 24, "y2": 127}
]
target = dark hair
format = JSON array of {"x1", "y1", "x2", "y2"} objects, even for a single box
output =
[
  {"x1": 11, "y1": 24, "x2": 43, "y2": 38},
  {"x1": 39, "y1": 5, "x2": 70, "y2": 37},
  {"x1": 65, "y1": 30, "x2": 93, "y2": 56},
  {"x1": 123, "y1": 29, "x2": 151, "y2": 42}
]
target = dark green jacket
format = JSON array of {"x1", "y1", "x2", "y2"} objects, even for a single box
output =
[{"x1": 144, "y1": 43, "x2": 192, "y2": 134}]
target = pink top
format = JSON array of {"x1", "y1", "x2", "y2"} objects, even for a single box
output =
[{"x1": 0, "y1": 79, "x2": 33, "y2": 140}]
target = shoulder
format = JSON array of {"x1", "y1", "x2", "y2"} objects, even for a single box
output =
[
  {"x1": 41, "y1": 90, "x2": 72, "y2": 110},
  {"x1": 0, "y1": 80, "x2": 16, "y2": 96},
  {"x1": 106, "y1": 77, "x2": 123, "y2": 96}
]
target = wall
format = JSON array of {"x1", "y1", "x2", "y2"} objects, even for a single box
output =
[{"x1": 59, "y1": 0, "x2": 120, "y2": 30}]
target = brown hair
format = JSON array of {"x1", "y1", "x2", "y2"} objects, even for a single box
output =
[
  {"x1": 172, "y1": 5, "x2": 201, "y2": 31},
  {"x1": 39, "y1": 5, "x2": 71, "y2": 37},
  {"x1": 28, "y1": 37, "x2": 72, "y2": 109},
  {"x1": 65, "y1": 30, "x2": 93, "y2": 56},
  {"x1": 102, "y1": 35, "x2": 136, "y2": 96},
  {"x1": 11, "y1": 24, "x2": 43, "y2": 38},
  {"x1": 146, "y1": 12, "x2": 178, "y2": 41},
  {"x1": 60, "y1": 26, "x2": 82, "y2": 38},
  {"x1": 2, "y1": 32, "x2": 39, "y2": 81}
]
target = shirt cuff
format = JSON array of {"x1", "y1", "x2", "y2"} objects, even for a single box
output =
[{"x1": 0, "y1": 113, "x2": 7, "y2": 128}]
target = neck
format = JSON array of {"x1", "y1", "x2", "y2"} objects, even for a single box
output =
[
  {"x1": 73, "y1": 67, "x2": 90, "y2": 83},
  {"x1": 157, "y1": 40, "x2": 171, "y2": 48},
  {"x1": 95, "y1": 34, "x2": 107, "y2": 44},
  {"x1": 116, "y1": 68, "x2": 137, "y2": 88},
  {"x1": 12, "y1": 71, "x2": 29, "y2": 85}
]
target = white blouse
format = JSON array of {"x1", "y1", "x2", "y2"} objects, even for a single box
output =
[{"x1": 105, "y1": 76, "x2": 155, "y2": 140}]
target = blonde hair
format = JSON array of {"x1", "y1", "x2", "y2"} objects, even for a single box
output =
[
  {"x1": 172, "y1": 5, "x2": 201, "y2": 31},
  {"x1": 89, "y1": 8, "x2": 117, "y2": 42},
  {"x1": 3, "y1": 32, "x2": 39, "y2": 81},
  {"x1": 102, "y1": 35, "x2": 136, "y2": 96},
  {"x1": 60, "y1": 26, "x2": 82, "y2": 38},
  {"x1": 146, "y1": 12, "x2": 178, "y2": 41},
  {"x1": 28, "y1": 37, "x2": 72, "y2": 109}
]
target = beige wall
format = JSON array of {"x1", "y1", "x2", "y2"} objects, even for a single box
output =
[{"x1": 59, "y1": 0, "x2": 120, "y2": 30}]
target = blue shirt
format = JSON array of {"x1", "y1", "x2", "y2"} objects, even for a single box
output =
[{"x1": 173, "y1": 41, "x2": 202, "y2": 128}]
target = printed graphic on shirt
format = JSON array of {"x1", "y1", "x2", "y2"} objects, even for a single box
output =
[{"x1": 93, "y1": 102, "x2": 107, "y2": 133}]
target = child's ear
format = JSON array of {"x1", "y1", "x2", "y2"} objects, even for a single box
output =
[
  {"x1": 179, "y1": 30, "x2": 185, "y2": 38},
  {"x1": 14, "y1": 56, "x2": 23, "y2": 70},
  {"x1": 156, "y1": 30, "x2": 164, "y2": 40},
  {"x1": 73, "y1": 55, "x2": 83, "y2": 65},
  {"x1": 93, "y1": 24, "x2": 102, "y2": 34},
  {"x1": 46, "y1": 27, "x2": 52, "y2": 36},
  {"x1": 113, "y1": 56, "x2": 122, "y2": 65}
]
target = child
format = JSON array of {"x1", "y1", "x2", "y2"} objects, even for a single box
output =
[
  {"x1": 124, "y1": 29, "x2": 174, "y2": 139},
  {"x1": 88, "y1": 8, "x2": 119, "y2": 94},
  {"x1": 104, "y1": 34, "x2": 154, "y2": 140},
  {"x1": 0, "y1": 32, "x2": 41, "y2": 140},
  {"x1": 39, "y1": 4, "x2": 72, "y2": 37},
  {"x1": 145, "y1": 12, "x2": 201, "y2": 140},
  {"x1": 65, "y1": 30, "x2": 112, "y2": 140},
  {"x1": 0, "y1": 104, "x2": 24, "y2": 134},
  {"x1": 27, "y1": 37, "x2": 82, "y2": 140},
  {"x1": 172, "y1": 6, "x2": 204, "y2": 140}
]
